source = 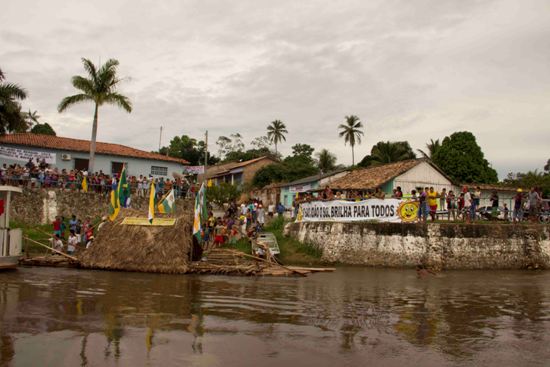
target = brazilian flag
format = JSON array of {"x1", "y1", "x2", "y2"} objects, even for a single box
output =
[{"x1": 108, "y1": 165, "x2": 130, "y2": 221}]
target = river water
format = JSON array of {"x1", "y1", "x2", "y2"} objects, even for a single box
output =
[{"x1": 1, "y1": 267, "x2": 549, "y2": 367}]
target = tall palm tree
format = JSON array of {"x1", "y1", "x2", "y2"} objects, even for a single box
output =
[
  {"x1": 58, "y1": 58, "x2": 132, "y2": 173},
  {"x1": 316, "y1": 149, "x2": 337, "y2": 173},
  {"x1": 417, "y1": 138, "x2": 441, "y2": 158},
  {"x1": 338, "y1": 115, "x2": 364, "y2": 166},
  {"x1": 369, "y1": 141, "x2": 416, "y2": 165},
  {"x1": 266, "y1": 120, "x2": 287, "y2": 156},
  {"x1": 25, "y1": 109, "x2": 40, "y2": 124},
  {"x1": 0, "y1": 68, "x2": 28, "y2": 134}
]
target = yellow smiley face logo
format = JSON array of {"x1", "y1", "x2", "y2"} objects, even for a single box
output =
[{"x1": 398, "y1": 201, "x2": 419, "y2": 222}]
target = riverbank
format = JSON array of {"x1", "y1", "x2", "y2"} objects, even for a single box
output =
[
  {"x1": 285, "y1": 221, "x2": 550, "y2": 269},
  {"x1": 222, "y1": 217, "x2": 325, "y2": 266}
]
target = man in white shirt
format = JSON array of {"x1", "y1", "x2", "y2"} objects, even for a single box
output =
[{"x1": 463, "y1": 187, "x2": 473, "y2": 222}]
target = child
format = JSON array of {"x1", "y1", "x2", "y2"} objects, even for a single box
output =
[
  {"x1": 52, "y1": 216, "x2": 62, "y2": 238},
  {"x1": 50, "y1": 234, "x2": 64, "y2": 253},
  {"x1": 503, "y1": 203, "x2": 509, "y2": 221},
  {"x1": 67, "y1": 231, "x2": 78, "y2": 254}
]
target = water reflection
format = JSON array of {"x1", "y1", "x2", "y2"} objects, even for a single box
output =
[{"x1": 1, "y1": 267, "x2": 550, "y2": 366}]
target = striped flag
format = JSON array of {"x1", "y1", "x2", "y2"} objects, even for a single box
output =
[
  {"x1": 192, "y1": 183, "x2": 207, "y2": 237},
  {"x1": 157, "y1": 189, "x2": 175, "y2": 214},
  {"x1": 148, "y1": 180, "x2": 156, "y2": 224}
]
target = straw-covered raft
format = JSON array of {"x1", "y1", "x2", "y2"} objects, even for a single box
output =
[{"x1": 79, "y1": 209, "x2": 193, "y2": 273}]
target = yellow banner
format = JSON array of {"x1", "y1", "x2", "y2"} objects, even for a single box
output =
[{"x1": 122, "y1": 217, "x2": 176, "y2": 226}]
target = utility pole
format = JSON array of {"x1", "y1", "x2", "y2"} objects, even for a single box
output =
[{"x1": 158, "y1": 126, "x2": 163, "y2": 152}]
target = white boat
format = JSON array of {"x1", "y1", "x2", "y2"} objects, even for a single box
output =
[
  {"x1": 0, "y1": 186, "x2": 23, "y2": 270},
  {"x1": 253, "y1": 232, "x2": 281, "y2": 256}
]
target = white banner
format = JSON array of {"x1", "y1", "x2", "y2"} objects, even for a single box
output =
[
  {"x1": 289, "y1": 184, "x2": 312, "y2": 193},
  {"x1": 183, "y1": 166, "x2": 205, "y2": 175},
  {"x1": 297, "y1": 199, "x2": 419, "y2": 223},
  {"x1": 0, "y1": 146, "x2": 56, "y2": 164}
]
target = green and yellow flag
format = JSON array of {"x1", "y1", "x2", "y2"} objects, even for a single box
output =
[
  {"x1": 108, "y1": 164, "x2": 130, "y2": 221},
  {"x1": 157, "y1": 189, "x2": 175, "y2": 214},
  {"x1": 108, "y1": 188, "x2": 120, "y2": 221}
]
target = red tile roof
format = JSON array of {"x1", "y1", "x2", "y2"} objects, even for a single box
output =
[
  {"x1": 0, "y1": 133, "x2": 189, "y2": 164},
  {"x1": 205, "y1": 156, "x2": 277, "y2": 178},
  {"x1": 330, "y1": 159, "x2": 422, "y2": 190}
]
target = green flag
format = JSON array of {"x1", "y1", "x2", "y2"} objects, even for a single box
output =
[{"x1": 118, "y1": 165, "x2": 130, "y2": 208}]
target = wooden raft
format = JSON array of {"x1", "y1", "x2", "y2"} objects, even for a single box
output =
[{"x1": 188, "y1": 248, "x2": 335, "y2": 276}]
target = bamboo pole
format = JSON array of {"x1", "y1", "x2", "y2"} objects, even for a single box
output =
[
  {"x1": 227, "y1": 249, "x2": 307, "y2": 277},
  {"x1": 23, "y1": 237, "x2": 78, "y2": 261}
]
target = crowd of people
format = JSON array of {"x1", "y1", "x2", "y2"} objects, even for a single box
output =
[
  {"x1": 0, "y1": 158, "x2": 194, "y2": 200},
  {"x1": 292, "y1": 184, "x2": 548, "y2": 223},
  {"x1": 201, "y1": 199, "x2": 285, "y2": 256},
  {"x1": 49, "y1": 214, "x2": 108, "y2": 255}
]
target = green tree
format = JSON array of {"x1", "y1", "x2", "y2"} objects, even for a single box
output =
[
  {"x1": 359, "y1": 141, "x2": 416, "y2": 167},
  {"x1": 267, "y1": 120, "x2": 288, "y2": 155},
  {"x1": 338, "y1": 115, "x2": 364, "y2": 166},
  {"x1": 316, "y1": 149, "x2": 337, "y2": 173},
  {"x1": 504, "y1": 169, "x2": 550, "y2": 196},
  {"x1": 0, "y1": 68, "x2": 28, "y2": 134},
  {"x1": 159, "y1": 134, "x2": 219, "y2": 165},
  {"x1": 206, "y1": 182, "x2": 241, "y2": 206},
  {"x1": 432, "y1": 131, "x2": 498, "y2": 183},
  {"x1": 417, "y1": 138, "x2": 441, "y2": 158},
  {"x1": 58, "y1": 58, "x2": 132, "y2": 173},
  {"x1": 216, "y1": 133, "x2": 245, "y2": 160},
  {"x1": 30, "y1": 123, "x2": 56, "y2": 136},
  {"x1": 544, "y1": 158, "x2": 550, "y2": 173}
]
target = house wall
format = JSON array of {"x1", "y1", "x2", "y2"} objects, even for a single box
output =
[
  {"x1": 0, "y1": 144, "x2": 184, "y2": 178},
  {"x1": 280, "y1": 181, "x2": 320, "y2": 208},
  {"x1": 393, "y1": 161, "x2": 453, "y2": 195}
]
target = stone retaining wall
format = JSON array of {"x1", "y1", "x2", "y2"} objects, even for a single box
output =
[
  {"x1": 10, "y1": 189, "x2": 186, "y2": 224},
  {"x1": 284, "y1": 221, "x2": 550, "y2": 269}
]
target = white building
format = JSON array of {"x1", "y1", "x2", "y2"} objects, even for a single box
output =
[{"x1": 0, "y1": 133, "x2": 188, "y2": 177}]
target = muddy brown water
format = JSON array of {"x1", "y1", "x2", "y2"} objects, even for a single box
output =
[{"x1": 1, "y1": 267, "x2": 549, "y2": 367}]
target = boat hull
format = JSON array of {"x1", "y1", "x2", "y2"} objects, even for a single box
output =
[{"x1": 0, "y1": 255, "x2": 20, "y2": 270}]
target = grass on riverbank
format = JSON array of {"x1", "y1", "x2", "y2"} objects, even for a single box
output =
[
  {"x1": 264, "y1": 217, "x2": 325, "y2": 266},
  {"x1": 220, "y1": 217, "x2": 325, "y2": 266},
  {"x1": 11, "y1": 221, "x2": 55, "y2": 256}
]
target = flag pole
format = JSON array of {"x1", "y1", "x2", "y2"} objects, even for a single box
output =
[{"x1": 204, "y1": 130, "x2": 208, "y2": 179}]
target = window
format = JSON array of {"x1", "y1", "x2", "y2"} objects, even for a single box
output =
[
  {"x1": 151, "y1": 166, "x2": 168, "y2": 176},
  {"x1": 111, "y1": 162, "x2": 125, "y2": 175},
  {"x1": 74, "y1": 158, "x2": 89, "y2": 171}
]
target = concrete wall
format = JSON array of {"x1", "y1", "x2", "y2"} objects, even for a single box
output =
[
  {"x1": 0, "y1": 144, "x2": 184, "y2": 178},
  {"x1": 285, "y1": 221, "x2": 550, "y2": 270},
  {"x1": 10, "y1": 189, "x2": 188, "y2": 225}
]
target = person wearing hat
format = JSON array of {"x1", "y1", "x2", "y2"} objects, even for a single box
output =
[{"x1": 513, "y1": 188, "x2": 524, "y2": 223}]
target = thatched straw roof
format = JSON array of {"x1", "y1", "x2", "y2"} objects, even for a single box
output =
[{"x1": 79, "y1": 208, "x2": 193, "y2": 273}]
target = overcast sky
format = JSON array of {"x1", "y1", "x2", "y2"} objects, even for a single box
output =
[{"x1": 2, "y1": 0, "x2": 549, "y2": 177}]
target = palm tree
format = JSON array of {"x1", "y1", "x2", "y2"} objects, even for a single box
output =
[
  {"x1": 0, "y1": 68, "x2": 28, "y2": 134},
  {"x1": 266, "y1": 120, "x2": 287, "y2": 156},
  {"x1": 58, "y1": 58, "x2": 132, "y2": 173},
  {"x1": 369, "y1": 141, "x2": 416, "y2": 165},
  {"x1": 25, "y1": 109, "x2": 40, "y2": 125},
  {"x1": 316, "y1": 149, "x2": 337, "y2": 173},
  {"x1": 417, "y1": 138, "x2": 440, "y2": 158},
  {"x1": 338, "y1": 115, "x2": 364, "y2": 166}
]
